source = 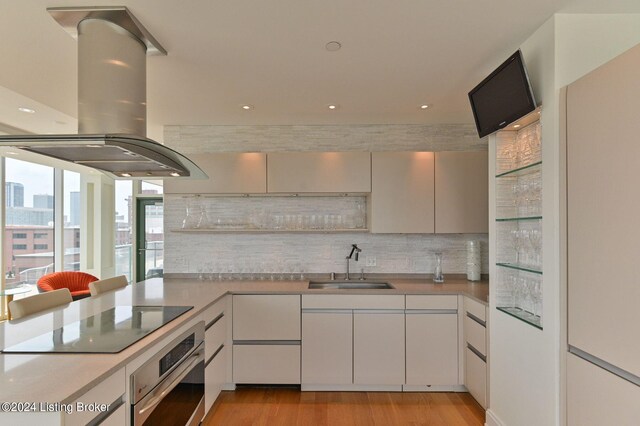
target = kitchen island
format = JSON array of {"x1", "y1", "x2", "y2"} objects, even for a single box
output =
[{"x1": 0, "y1": 276, "x2": 488, "y2": 424}]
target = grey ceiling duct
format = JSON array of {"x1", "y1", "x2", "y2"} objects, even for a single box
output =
[{"x1": 0, "y1": 6, "x2": 206, "y2": 179}]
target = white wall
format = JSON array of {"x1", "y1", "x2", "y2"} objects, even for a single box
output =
[{"x1": 488, "y1": 13, "x2": 640, "y2": 426}]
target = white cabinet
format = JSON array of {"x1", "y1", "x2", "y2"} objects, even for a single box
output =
[
  {"x1": 164, "y1": 153, "x2": 267, "y2": 194},
  {"x1": 233, "y1": 344, "x2": 301, "y2": 384},
  {"x1": 232, "y1": 295, "x2": 301, "y2": 384},
  {"x1": 405, "y1": 295, "x2": 459, "y2": 387},
  {"x1": 353, "y1": 311, "x2": 405, "y2": 385},
  {"x1": 203, "y1": 297, "x2": 228, "y2": 414},
  {"x1": 302, "y1": 311, "x2": 353, "y2": 385},
  {"x1": 63, "y1": 368, "x2": 126, "y2": 426},
  {"x1": 301, "y1": 295, "x2": 405, "y2": 390},
  {"x1": 267, "y1": 152, "x2": 371, "y2": 193},
  {"x1": 434, "y1": 151, "x2": 488, "y2": 233},
  {"x1": 371, "y1": 152, "x2": 435, "y2": 233},
  {"x1": 465, "y1": 346, "x2": 487, "y2": 408},
  {"x1": 462, "y1": 297, "x2": 488, "y2": 409},
  {"x1": 205, "y1": 345, "x2": 227, "y2": 413},
  {"x1": 233, "y1": 295, "x2": 301, "y2": 340},
  {"x1": 566, "y1": 42, "x2": 640, "y2": 378},
  {"x1": 567, "y1": 353, "x2": 640, "y2": 426}
]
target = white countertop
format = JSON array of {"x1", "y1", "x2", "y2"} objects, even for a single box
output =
[{"x1": 0, "y1": 277, "x2": 488, "y2": 404}]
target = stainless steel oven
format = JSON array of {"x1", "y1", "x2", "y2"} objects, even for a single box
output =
[{"x1": 131, "y1": 322, "x2": 205, "y2": 426}]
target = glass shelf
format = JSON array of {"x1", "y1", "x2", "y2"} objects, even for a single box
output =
[
  {"x1": 496, "y1": 216, "x2": 542, "y2": 222},
  {"x1": 497, "y1": 306, "x2": 543, "y2": 330},
  {"x1": 496, "y1": 161, "x2": 542, "y2": 178},
  {"x1": 496, "y1": 263, "x2": 542, "y2": 275}
]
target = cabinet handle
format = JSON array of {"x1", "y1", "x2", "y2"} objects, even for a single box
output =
[
  {"x1": 466, "y1": 312, "x2": 486, "y2": 327},
  {"x1": 206, "y1": 312, "x2": 224, "y2": 330},
  {"x1": 467, "y1": 343, "x2": 487, "y2": 362}
]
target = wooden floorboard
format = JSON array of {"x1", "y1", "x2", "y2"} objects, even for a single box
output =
[{"x1": 203, "y1": 388, "x2": 485, "y2": 426}]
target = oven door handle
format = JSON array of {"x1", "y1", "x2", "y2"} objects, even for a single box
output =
[{"x1": 137, "y1": 347, "x2": 204, "y2": 416}]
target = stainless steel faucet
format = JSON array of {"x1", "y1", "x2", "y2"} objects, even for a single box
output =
[{"x1": 345, "y1": 244, "x2": 362, "y2": 280}]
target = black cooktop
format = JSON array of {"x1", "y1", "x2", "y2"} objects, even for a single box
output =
[{"x1": 1, "y1": 305, "x2": 193, "y2": 354}]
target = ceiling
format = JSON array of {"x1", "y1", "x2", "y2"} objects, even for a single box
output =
[{"x1": 1, "y1": 0, "x2": 639, "y2": 139}]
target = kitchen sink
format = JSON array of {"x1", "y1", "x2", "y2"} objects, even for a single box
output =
[{"x1": 308, "y1": 281, "x2": 395, "y2": 290}]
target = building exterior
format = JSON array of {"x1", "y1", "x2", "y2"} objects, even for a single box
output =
[
  {"x1": 33, "y1": 194, "x2": 54, "y2": 209},
  {"x1": 5, "y1": 182, "x2": 24, "y2": 207}
]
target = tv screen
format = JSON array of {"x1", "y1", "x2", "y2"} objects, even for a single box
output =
[{"x1": 468, "y1": 50, "x2": 536, "y2": 138}]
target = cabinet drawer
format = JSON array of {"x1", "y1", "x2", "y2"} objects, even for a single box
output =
[
  {"x1": 233, "y1": 295, "x2": 301, "y2": 341},
  {"x1": 203, "y1": 297, "x2": 227, "y2": 326},
  {"x1": 406, "y1": 295, "x2": 458, "y2": 310},
  {"x1": 205, "y1": 345, "x2": 227, "y2": 414},
  {"x1": 63, "y1": 368, "x2": 125, "y2": 426},
  {"x1": 464, "y1": 297, "x2": 487, "y2": 323},
  {"x1": 464, "y1": 314, "x2": 486, "y2": 356},
  {"x1": 233, "y1": 344, "x2": 301, "y2": 384},
  {"x1": 302, "y1": 294, "x2": 404, "y2": 310},
  {"x1": 99, "y1": 403, "x2": 126, "y2": 426},
  {"x1": 465, "y1": 346, "x2": 487, "y2": 409},
  {"x1": 205, "y1": 313, "x2": 226, "y2": 362}
]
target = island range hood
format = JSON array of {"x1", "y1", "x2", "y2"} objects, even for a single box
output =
[{"x1": 0, "y1": 7, "x2": 206, "y2": 179}]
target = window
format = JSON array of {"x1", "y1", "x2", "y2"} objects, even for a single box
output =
[
  {"x1": 115, "y1": 180, "x2": 133, "y2": 283},
  {"x1": 12, "y1": 233, "x2": 27, "y2": 239},
  {"x1": 63, "y1": 171, "x2": 81, "y2": 271},
  {"x1": 5, "y1": 158, "x2": 54, "y2": 287},
  {"x1": 141, "y1": 180, "x2": 163, "y2": 195},
  {"x1": 34, "y1": 233, "x2": 47, "y2": 239},
  {"x1": 33, "y1": 244, "x2": 48, "y2": 250}
]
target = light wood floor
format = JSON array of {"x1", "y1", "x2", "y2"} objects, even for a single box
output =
[{"x1": 204, "y1": 388, "x2": 485, "y2": 426}]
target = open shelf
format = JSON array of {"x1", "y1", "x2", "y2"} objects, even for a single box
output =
[
  {"x1": 496, "y1": 306, "x2": 543, "y2": 330},
  {"x1": 496, "y1": 262, "x2": 542, "y2": 275},
  {"x1": 171, "y1": 228, "x2": 369, "y2": 234}
]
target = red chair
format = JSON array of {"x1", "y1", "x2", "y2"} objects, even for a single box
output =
[{"x1": 37, "y1": 272, "x2": 99, "y2": 301}]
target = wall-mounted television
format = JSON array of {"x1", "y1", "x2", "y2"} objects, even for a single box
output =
[{"x1": 468, "y1": 50, "x2": 537, "y2": 138}]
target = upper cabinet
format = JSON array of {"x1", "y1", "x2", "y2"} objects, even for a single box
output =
[
  {"x1": 435, "y1": 151, "x2": 488, "y2": 233},
  {"x1": 267, "y1": 152, "x2": 371, "y2": 193},
  {"x1": 164, "y1": 153, "x2": 267, "y2": 194},
  {"x1": 371, "y1": 152, "x2": 435, "y2": 233}
]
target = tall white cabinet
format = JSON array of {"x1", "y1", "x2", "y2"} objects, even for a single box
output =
[{"x1": 565, "y1": 43, "x2": 640, "y2": 424}]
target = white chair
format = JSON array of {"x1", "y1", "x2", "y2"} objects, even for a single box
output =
[
  {"x1": 9, "y1": 288, "x2": 72, "y2": 320},
  {"x1": 89, "y1": 275, "x2": 128, "y2": 296}
]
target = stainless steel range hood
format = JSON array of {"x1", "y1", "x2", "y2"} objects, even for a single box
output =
[{"x1": 0, "y1": 7, "x2": 206, "y2": 179}]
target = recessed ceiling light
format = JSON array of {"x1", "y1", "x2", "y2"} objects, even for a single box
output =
[
  {"x1": 328, "y1": 104, "x2": 338, "y2": 110},
  {"x1": 169, "y1": 172, "x2": 181, "y2": 177},
  {"x1": 325, "y1": 41, "x2": 342, "y2": 52},
  {"x1": 121, "y1": 173, "x2": 131, "y2": 177},
  {"x1": 513, "y1": 124, "x2": 521, "y2": 128},
  {"x1": 18, "y1": 107, "x2": 35, "y2": 114},
  {"x1": 420, "y1": 104, "x2": 429, "y2": 110},
  {"x1": 241, "y1": 104, "x2": 253, "y2": 110}
]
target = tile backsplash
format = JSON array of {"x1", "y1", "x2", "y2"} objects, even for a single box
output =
[{"x1": 165, "y1": 195, "x2": 488, "y2": 275}]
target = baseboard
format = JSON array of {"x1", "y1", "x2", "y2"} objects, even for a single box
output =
[
  {"x1": 301, "y1": 384, "x2": 403, "y2": 392},
  {"x1": 222, "y1": 383, "x2": 236, "y2": 391},
  {"x1": 402, "y1": 384, "x2": 467, "y2": 392},
  {"x1": 485, "y1": 409, "x2": 505, "y2": 426}
]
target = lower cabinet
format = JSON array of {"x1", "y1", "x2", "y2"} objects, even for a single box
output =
[
  {"x1": 301, "y1": 295, "x2": 405, "y2": 389},
  {"x1": 63, "y1": 368, "x2": 126, "y2": 426},
  {"x1": 205, "y1": 345, "x2": 227, "y2": 414},
  {"x1": 405, "y1": 311, "x2": 459, "y2": 386},
  {"x1": 353, "y1": 311, "x2": 405, "y2": 385},
  {"x1": 567, "y1": 353, "x2": 640, "y2": 426},
  {"x1": 233, "y1": 344, "x2": 301, "y2": 384},
  {"x1": 302, "y1": 311, "x2": 353, "y2": 385},
  {"x1": 465, "y1": 346, "x2": 487, "y2": 408}
]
